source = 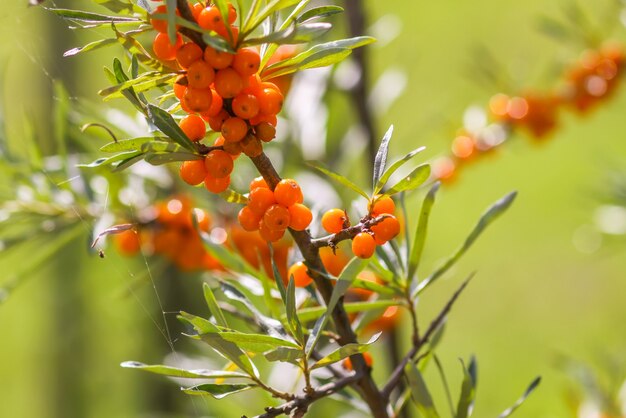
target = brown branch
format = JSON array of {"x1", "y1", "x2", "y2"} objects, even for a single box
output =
[
  {"x1": 381, "y1": 276, "x2": 473, "y2": 399},
  {"x1": 255, "y1": 372, "x2": 362, "y2": 418},
  {"x1": 176, "y1": 0, "x2": 207, "y2": 48},
  {"x1": 250, "y1": 152, "x2": 390, "y2": 418},
  {"x1": 310, "y1": 214, "x2": 393, "y2": 249}
]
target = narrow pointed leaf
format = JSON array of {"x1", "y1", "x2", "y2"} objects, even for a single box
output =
[
  {"x1": 183, "y1": 383, "x2": 256, "y2": 399},
  {"x1": 385, "y1": 164, "x2": 430, "y2": 195},
  {"x1": 46, "y1": 8, "x2": 140, "y2": 23},
  {"x1": 64, "y1": 38, "x2": 118, "y2": 57},
  {"x1": 263, "y1": 47, "x2": 351, "y2": 79},
  {"x1": 307, "y1": 161, "x2": 369, "y2": 199},
  {"x1": 120, "y1": 361, "x2": 250, "y2": 379},
  {"x1": 311, "y1": 332, "x2": 381, "y2": 369},
  {"x1": 207, "y1": 332, "x2": 300, "y2": 353},
  {"x1": 219, "y1": 189, "x2": 249, "y2": 204},
  {"x1": 286, "y1": 277, "x2": 305, "y2": 344},
  {"x1": 146, "y1": 104, "x2": 195, "y2": 151},
  {"x1": 198, "y1": 333, "x2": 258, "y2": 377},
  {"x1": 498, "y1": 377, "x2": 541, "y2": 417},
  {"x1": 99, "y1": 137, "x2": 159, "y2": 152},
  {"x1": 405, "y1": 362, "x2": 440, "y2": 418},
  {"x1": 297, "y1": 5, "x2": 343, "y2": 22},
  {"x1": 374, "y1": 146, "x2": 426, "y2": 193},
  {"x1": 203, "y1": 283, "x2": 229, "y2": 328},
  {"x1": 456, "y1": 357, "x2": 477, "y2": 418},
  {"x1": 264, "y1": 347, "x2": 302, "y2": 363},
  {"x1": 178, "y1": 311, "x2": 218, "y2": 334},
  {"x1": 296, "y1": 299, "x2": 400, "y2": 322},
  {"x1": 373, "y1": 125, "x2": 393, "y2": 189},
  {"x1": 408, "y1": 182, "x2": 440, "y2": 280}
]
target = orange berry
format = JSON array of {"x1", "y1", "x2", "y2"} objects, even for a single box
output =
[
  {"x1": 184, "y1": 87, "x2": 213, "y2": 113},
  {"x1": 238, "y1": 206, "x2": 262, "y2": 232},
  {"x1": 249, "y1": 113, "x2": 277, "y2": 127},
  {"x1": 366, "y1": 306, "x2": 401, "y2": 333},
  {"x1": 114, "y1": 229, "x2": 141, "y2": 255},
  {"x1": 451, "y1": 135, "x2": 475, "y2": 159},
  {"x1": 370, "y1": 216, "x2": 400, "y2": 244},
  {"x1": 254, "y1": 122, "x2": 276, "y2": 142},
  {"x1": 342, "y1": 352, "x2": 373, "y2": 371},
  {"x1": 151, "y1": 5, "x2": 179, "y2": 33},
  {"x1": 176, "y1": 42, "x2": 203, "y2": 69},
  {"x1": 320, "y1": 246, "x2": 350, "y2": 277},
  {"x1": 249, "y1": 176, "x2": 269, "y2": 191},
  {"x1": 352, "y1": 232, "x2": 376, "y2": 259},
  {"x1": 204, "y1": 173, "x2": 230, "y2": 193},
  {"x1": 179, "y1": 114, "x2": 206, "y2": 141},
  {"x1": 205, "y1": 149, "x2": 234, "y2": 178},
  {"x1": 322, "y1": 208, "x2": 349, "y2": 234},
  {"x1": 259, "y1": 219, "x2": 285, "y2": 242},
  {"x1": 240, "y1": 134, "x2": 263, "y2": 157},
  {"x1": 200, "y1": 89, "x2": 223, "y2": 118},
  {"x1": 233, "y1": 48, "x2": 261, "y2": 77},
  {"x1": 214, "y1": 68, "x2": 244, "y2": 98},
  {"x1": 287, "y1": 261, "x2": 314, "y2": 287},
  {"x1": 274, "y1": 179, "x2": 303, "y2": 207},
  {"x1": 197, "y1": 6, "x2": 225, "y2": 32},
  {"x1": 232, "y1": 93, "x2": 260, "y2": 119},
  {"x1": 180, "y1": 159, "x2": 208, "y2": 185},
  {"x1": 208, "y1": 109, "x2": 229, "y2": 132},
  {"x1": 257, "y1": 84, "x2": 283, "y2": 115},
  {"x1": 221, "y1": 117, "x2": 248, "y2": 142},
  {"x1": 186, "y1": 60, "x2": 215, "y2": 89},
  {"x1": 288, "y1": 203, "x2": 312, "y2": 231},
  {"x1": 190, "y1": 2, "x2": 203, "y2": 21},
  {"x1": 370, "y1": 195, "x2": 395, "y2": 216},
  {"x1": 248, "y1": 187, "x2": 276, "y2": 216},
  {"x1": 173, "y1": 75, "x2": 188, "y2": 100},
  {"x1": 263, "y1": 204, "x2": 291, "y2": 231},
  {"x1": 227, "y1": 3, "x2": 237, "y2": 24},
  {"x1": 203, "y1": 46, "x2": 234, "y2": 69},
  {"x1": 213, "y1": 135, "x2": 240, "y2": 158},
  {"x1": 153, "y1": 32, "x2": 183, "y2": 61}
]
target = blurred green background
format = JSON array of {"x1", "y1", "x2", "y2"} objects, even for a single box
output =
[{"x1": 1, "y1": 0, "x2": 626, "y2": 417}]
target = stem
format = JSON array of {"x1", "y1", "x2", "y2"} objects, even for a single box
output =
[
  {"x1": 250, "y1": 153, "x2": 390, "y2": 418},
  {"x1": 310, "y1": 214, "x2": 393, "y2": 249},
  {"x1": 176, "y1": 0, "x2": 207, "y2": 48}
]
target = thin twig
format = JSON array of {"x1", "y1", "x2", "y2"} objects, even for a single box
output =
[
  {"x1": 310, "y1": 214, "x2": 393, "y2": 249},
  {"x1": 381, "y1": 276, "x2": 473, "y2": 399}
]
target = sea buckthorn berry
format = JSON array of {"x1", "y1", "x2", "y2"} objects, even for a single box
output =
[
  {"x1": 371, "y1": 216, "x2": 401, "y2": 244},
  {"x1": 352, "y1": 232, "x2": 376, "y2": 259},
  {"x1": 222, "y1": 138, "x2": 243, "y2": 157},
  {"x1": 320, "y1": 245, "x2": 350, "y2": 277},
  {"x1": 248, "y1": 187, "x2": 276, "y2": 216},
  {"x1": 288, "y1": 203, "x2": 312, "y2": 231},
  {"x1": 370, "y1": 195, "x2": 395, "y2": 216},
  {"x1": 287, "y1": 262, "x2": 313, "y2": 287},
  {"x1": 263, "y1": 204, "x2": 291, "y2": 231},
  {"x1": 205, "y1": 150, "x2": 234, "y2": 178},
  {"x1": 274, "y1": 179, "x2": 303, "y2": 207},
  {"x1": 240, "y1": 134, "x2": 263, "y2": 157},
  {"x1": 153, "y1": 32, "x2": 183, "y2": 61},
  {"x1": 366, "y1": 306, "x2": 401, "y2": 333},
  {"x1": 208, "y1": 109, "x2": 229, "y2": 132},
  {"x1": 215, "y1": 68, "x2": 244, "y2": 98},
  {"x1": 238, "y1": 206, "x2": 262, "y2": 232},
  {"x1": 259, "y1": 219, "x2": 285, "y2": 242},
  {"x1": 197, "y1": 6, "x2": 225, "y2": 32},
  {"x1": 249, "y1": 113, "x2": 278, "y2": 127},
  {"x1": 179, "y1": 114, "x2": 206, "y2": 141},
  {"x1": 249, "y1": 176, "x2": 269, "y2": 191},
  {"x1": 184, "y1": 87, "x2": 213, "y2": 113},
  {"x1": 186, "y1": 60, "x2": 215, "y2": 89},
  {"x1": 151, "y1": 5, "x2": 179, "y2": 33},
  {"x1": 221, "y1": 117, "x2": 248, "y2": 142},
  {"x1": 342, "y1": 352, "x2": 373, "y2": 371},
  {"x1": 200, "y1": 89, "x2": 223, "y2": 118},
  {"x1": 232, "y1": 93, "x2": 260, "y2": 119},
  {"x1": 257, "y1": 84, "x2": 284, "y2": 115},
  {"x1": 173, "y1": 75, "x2": 188, "y2": 100},
  {"x1": 114, "y1": 229, "x2": 141, "y2": 255},
  {"x1": 176, "y1": 42, "x2": 203, "y2": 69},
  {"x1": 322, "y1": 208, "x2": 349, "y2": 234},
  {"x1": 203, "y1": 46, "x2": 234, "y2": 69},
  {"x1": 255, "y1": 122, "x2": 276, "y2": 142},
  {"x1": 190, "y1": 2, "x2": 203, "y2": 20},
  {"x1": 233, "y1": 48, "x2": 261, "y2": 77},
  {"x1": 204, "y1": 173, "x2": 230, "y2": 193},
  {"x1": 179, "y1": 159, "x2": 208, "y2": 185},
  {"x1": 227, "y1": 3, "x2": 237, "y2": 23}
]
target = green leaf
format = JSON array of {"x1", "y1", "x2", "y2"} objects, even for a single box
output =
[
  {"x1": 405, "y1": 362, "x2": 440, "y2": 418},
  {"x1": 296, "y1": 299, "x2": 400, "y2": 322},
  {"x1": 259, "y1": 0, "x2": 311, "y2": 69},
  {"x1": 46, "y1": 7, "x2": 140, "y2": 23},
  {"x1": 264, "y1": 347, "x2": 302, "y2": 363},
  {"x1": 146, "y1": 104, "x2": 195, "y2": 151},
  {"x1": 202, "y1": 32, "x2": 236, "y2": 53},
  {"x1": 374, "y1": 146, "x2": 426, "y2": 194},
  {"x1": 297, "y1": 5, "x2": 343, "y2": 22},
  {"x1": 178, "y1": 311, "x2": 218, "y2": 334},
  {"x1": 408, "y1": 182, "x2": 440, "y2": 280},
  {"x1": 415, "y1": 191, "x2": 517, "y2": 296},
  {"x1": 183, "y1": 383, "x2": 256, "y2": 399},
  {"x1": 165, "y1": 0, "x2": 177, "y2": 44},
  {"x1": 64, "y1": 38, "x2": 118, "y2": 57},
  {"x1": 219, "y1": 189, "x2": 249, "y2": 204},
  {"x1": 498, "y1": 377, "x2": 541, "y2": 417},
  {"x1": 385, "y1": 164, "x2": 430, "y2": 195},
  {"x1": 144, "y1": 152, "x2": 202, "y2": 165},
  {"x1": 99, "y1": 72, "x2": 177, "y2": 100},
  {"x1": 286, "y1": 276, "x2": 305, "y2": 344},
  {"x1": 198, "y1": 333, "x2": 258, "y2": 377},
  {"x1": 78, "y1": 150, "x2": 143, "y2": 168},
  {"x1": 311, "y1": 332, "x2": 381, "y2": 370},
  {"x1": 111, "y1": 153, "x2": 145, "y2": 171},
  {"x1": 120, "y1": 361, "x2": 250, "y2": 379},
  {"x1": 307, "y1": 161, "x2": 369, "y2": 199},
  {"x1": 373, "y1": 125, "x2": 393, "y2": 190},
  {"x1": 205, "y1": 332, "x2": 300, "y2": 353},
  {"x1": 456, "y1": 357, "x2": 477, "y2": 418},
  {"x1": 243, "y1": 0, "x2": 301, "y2": 35},
  {"x1": 203, "y1": 283, "x2": 229, "y2": 328},
  {"x1": 351, "y1": 276, "x2": 399, "y2": 296},
  {"x1": 100, "y1": 137, "x2": 160, "y2": 152}
]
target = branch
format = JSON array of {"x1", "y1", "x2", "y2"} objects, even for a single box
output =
[
  {"x1": 381, "y1": 275, "x2": 473, "y2": 399},
  {"x1": 255, "y1": 372, "x2": 362, "y2": 418},
  {"x1": 310, "y1": 214, "x2": 393, "y2": 249}
]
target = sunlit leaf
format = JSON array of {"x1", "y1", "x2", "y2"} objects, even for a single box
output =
[
  {"x1": 405, "y1": 362, "x2": 440, "y2": 418},
  {"x1": 297, "y1": 5, "x2": 343, "y2": 22},
  {"x1": 456, "y1": 357, "x2": 477, "y2": 418},
  {"x1": 146, "y1": 104, "x2": 195, "y2": 151},
  {"x1": 264, "y1": 347, "x2": 302, "y2": 363},
  {"x1": 45, "y1": 8, "x2": 140, "y2": 23},
  {"x1": 197, "y1": 332, "x2": 258, "y2": 377},
  {"x1": 99, "y1": 137, "x2": 159, "y2": 152},
  {"x1": 219, "y1": 189, "x2": 249, "y2": 204},
  {"x1": 373, "y1": 125, "x2": 393, "y2": 190},
  {"x1": 203, "y1": 283, "x2": 229, "y2": 328},
  {"x1": 307, "y1": 161, "x2": 369, "y2": 199},
  {"x1": 408, "y1": 182, "x2": 440, "y2": 280},
  {"x1": 311, "y1": 332, "x2": 380, "y2": 369},
  {"x1": 385, "y1": 164, "x2": 430, "y2": 195},
  {"x1": 183, "y1": 383, "x2": 256, "y2": 399},
  {"x1": 64, "y1": 38, "x2": 118, "y2": 57},
  {"x1": 296, "y1": 299, "x2": 400, "y2": 322},
  {"x1": 286, "y1": 277, "x2": 305, "y2": 344},
  {"x1": 374, "y1": 146, "x2": 426, "y2": 194},
  {"x1": 120, "y1": 361, "x2": 250, "y2": 379},
  {"x1": 498, "y1": 377, "x2": 541, "y2": 417}
]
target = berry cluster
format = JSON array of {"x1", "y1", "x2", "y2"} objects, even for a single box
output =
[
  {"x1": 228, "y1": 224, "x2": 290, "y2": 280},
  {"x1": 150, "y1": 2, "x2": 284, "y2": 193},
  {"x1": 432, "y1": 42, "x2": 625, "y2": 183},
  {"x1": 238, "y1": 177, "x2": 313, "y2": 242},
  {"x1": 321, "y1": 195, "x2": 401, "y2": 259},
  {"x1": 113, "y1": 197, "x2": 222, "y2": 272}
]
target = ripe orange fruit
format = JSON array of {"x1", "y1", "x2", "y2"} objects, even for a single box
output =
[
  {"x1": 208, "y1": 109, "x2": 230, "y2": 132},
  {"x1": 240, "y1": 134, "x2": 263, "y2": 157},
  {"x1": 257, "y1": 84, "x2": 284, "y2": 115},
  {"x1": 221, "y1": 117, "x2": 248, "y2": 142},
  {"x1": 179, "y1": 114, "x2": 206, "y2": 141},
  {"x1": 320, "y1": 245, "x2": 350, "y2": 276},
  {"x1": 233, "y1": 48, "x2": 261, "y2": 77},
  {"x1": 114, "y1": 229, "x2": 141, "y2": 255},
  {"x1": 254, "y1": 122, "x2": 276, "y2": 142},
  {"x1": 180, "y1": 159, "x2": 208, "y2": 185},
  {"x1": 342, "y1": 352, "x2": 373, "y2": 371},
  {"x1": 288, "y1": 203, "x2": 312, "y2": 231},
  {"x1": 248, "y1": 187, "x2": 276, "y2": 216},
  {"x1": 205, "y1": 150, "x2": 234, "y2": 178},
  {"x1": 274, "y1": 179, "x2": 303, "y2": 207},
  {"x1": 370, "y1": 216, "x2": 400, "y2": 244},
  {"x1": 352, "y1": 232, "x2": 376, "y2": 259},
  {"x1": 259, "y1": 218, "x2": 285, "y2": 242},
  {"x1": 186, "y1": 60, "x2": 215, "y2": 89},
  {"x1": 249, "y1": 176, "x2": 269, "y2": 191},
  {"x1": 183, "y1": 87, "x2": 212, "y2": 113},
  {"x1": 321, "y1": 208, "x2": 349, "y2": 234},
  {"x1": 238, "y1": 206, "x2": 261, "y2": 232},
  {"x1": 263, "y1": 204, "x2": 291, "y2": 231},
  {"x1": 370, "y1": 195, "x2": 395, "y2": 216},
  {"x1": 153, "y1": 32, "x2": 183, "y2": 61},
  {"x1": 232, "y1": 93, "x2": 260, "y2": 119},
  {"x1": 215, "y1": 68, "x2": 244, "y2": 98},
  {"x1": 176, "y1": 42, "x2": 203, "y2": 69},
  {"x1": 204, "y1": 173, "x2": 230, "y2": 193},
  {"x1": 287, "y1": 261, "x2": 314, "y2": 287},
  {"x1": 197, "y1": 6, "x2": 225, "y2": 32},
  {"x1": 203, "y1": 46, "x2": 234, "y2": 69}
]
